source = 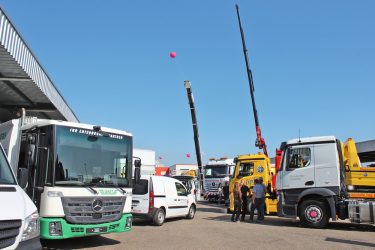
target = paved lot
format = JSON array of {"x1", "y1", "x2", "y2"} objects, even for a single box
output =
[{"x1": 43, "y1": 201, "x2": 375, "y2": 250}]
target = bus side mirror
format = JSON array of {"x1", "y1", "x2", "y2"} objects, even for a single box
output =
[{"x1": 18, "y1": 168, "x2": 29, "y2": 189}]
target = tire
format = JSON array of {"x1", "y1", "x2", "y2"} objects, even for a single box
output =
[
  {"x1": 299, "y1": 199, "x2": 329, "y2": 228},
  {"x1": 186, "y1": 205, "x2": 196, "y2": 219},
  {"x1": 152, "y1": 208, "x2": 165, "y2": 226}
]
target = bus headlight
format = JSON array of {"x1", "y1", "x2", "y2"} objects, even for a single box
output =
[{"x1": 21, "y1": 211, "x2": 39, "y2": 241}]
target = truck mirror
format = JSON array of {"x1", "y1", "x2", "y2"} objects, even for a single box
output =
[
  {"x1": 134, "y1": 167, "x2": 141, "y2": 184},
  {"x1": 134, "y1": 159, "x2": 141, "y2": 168},
  {"x1": 25, "y1": 143, "x2": 36, "y2": 167},
  {"x1": 233, "y1": 157, "x2": 238, "y2": 164},
  {"x1": 17, "y1": 168, "x2": 29, "y2": 189}
]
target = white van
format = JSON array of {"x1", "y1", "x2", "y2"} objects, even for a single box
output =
[
  {"x1": 132, "y1": 176, "x2": 196, "y2": 226},
  {"x1": 0, "y1": 143, "x2": 41, "y2": 250}
]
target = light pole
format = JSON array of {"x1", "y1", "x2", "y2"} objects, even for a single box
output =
[{"x1": 184, "y1": 80, "x2": 204, "y2": 193}]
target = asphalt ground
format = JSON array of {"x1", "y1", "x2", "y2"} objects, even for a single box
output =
[{"x1": 42, "y1": 201, "x2": 375, "y2": 250}]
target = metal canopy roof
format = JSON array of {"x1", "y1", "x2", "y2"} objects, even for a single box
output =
[{"x1": 0, "y1": 7, "x2": 78, "y2": 123}]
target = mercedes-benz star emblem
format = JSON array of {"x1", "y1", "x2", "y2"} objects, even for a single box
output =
[
  {"x1": 211, "y1": 182, "x2": 215, "y2": 187},
  {"x1": 92, "y1": 199, "x2": 103, "y2": 212}
]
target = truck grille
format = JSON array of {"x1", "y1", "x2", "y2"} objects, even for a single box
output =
[
  {"x1": 204, "y1": 182, "x2": 219, "y2": 193},
  {"x1": 61, "y1": 196, "x2": 126, "y2": 224},
  {"x1": 0, "y1": 220, "x2": 22, "y2": 249}
]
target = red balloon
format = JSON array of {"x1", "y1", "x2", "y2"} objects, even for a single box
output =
[{"x1": 170, "y1": 51, "x2": 176, "y2": 58}]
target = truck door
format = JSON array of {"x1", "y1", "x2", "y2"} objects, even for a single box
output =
[{"x1": 280, "y1": 145, "x2": 315, "y2": 190}]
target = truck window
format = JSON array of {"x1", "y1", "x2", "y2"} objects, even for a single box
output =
[
  {"x1": 287, "y1": 147, "x2": 311, "y2": 170},
  {"x1": 132, "y1": 179, "x2": 148, "y2": 195},
  {"x1": 238, "y1": 162, "x2": 254, "y2": 177},
  {"x1": 175, "y1": 182, "x2": 187, "y2": 196}
]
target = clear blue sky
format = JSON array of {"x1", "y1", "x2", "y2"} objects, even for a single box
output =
[{"x1": 1, "y1": 1, "x2": 374, "y2": 166}]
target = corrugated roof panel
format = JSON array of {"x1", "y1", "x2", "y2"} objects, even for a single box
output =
[{"x1": 0, "y1": 7, "x2": 78, "y2": 122}]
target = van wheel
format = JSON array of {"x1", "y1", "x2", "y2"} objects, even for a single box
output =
[
  {"x1": 186, "y1": 205, "x2": 196, "y2": 219},
  {"x1": 299, "y1": 199, "x2": 329, "y2": 228},
  {"x1": 152, "y1": 208, "x2": 165, "y2": 226}
]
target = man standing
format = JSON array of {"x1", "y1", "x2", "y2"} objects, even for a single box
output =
[
  {"x1": 240, "y1": 180, "x2": 250, "y2": 221},
  {"x1": 249, "y1": 177, "x2": 266, "y2": 223}
]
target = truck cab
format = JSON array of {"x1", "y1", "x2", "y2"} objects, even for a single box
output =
[
  {"x1": 203, "y1": 158, "x2": 235, "y2": 201},
  {"x1": 229, "y1": 153, "x2": 277, "y2": 214},
  {"x1": 276, "y1": 135, "x2": 375, "y2": 228},
  {"x1": 0, "y1": 118, "x2": 135, "y2": 239},
  {"x1": 0, "y1": 143, "x2": 41, "y2": 250}
]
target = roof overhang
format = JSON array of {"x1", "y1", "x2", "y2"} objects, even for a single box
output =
[{"x1": 0, "y1": 7, "x2": 78, "y2": 123}]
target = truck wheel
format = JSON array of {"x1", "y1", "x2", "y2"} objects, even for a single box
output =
[
  {"x1": 299, "y1": 199, "x2": 329, "y2": 228},
  {"x1": 152, "y1": 208, "x2": 165, "y2": 226},
  {"x1": 186, "y1": 205, "x2": 196, "y2": 219}
]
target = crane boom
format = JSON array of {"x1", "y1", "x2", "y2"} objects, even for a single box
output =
[{"x1": 235, "y1": 4, "x2": 268, "y2": 156}]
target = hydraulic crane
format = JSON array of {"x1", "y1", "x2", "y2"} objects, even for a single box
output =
[{"x1": 235, "y1": 4, "x2": 268, "y2": 157}]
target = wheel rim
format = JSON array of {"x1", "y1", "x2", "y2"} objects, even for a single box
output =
[
  {"x1": 158, "y1": 211, "x2": 164, "y2": 222},
  {"x1": 189, "y1": 207, "x2": 195, "y2": 217},
  {"x1": 305, "y1": 205, "x2": 323, "y2": 223}
]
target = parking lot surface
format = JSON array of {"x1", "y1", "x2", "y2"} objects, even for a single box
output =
[{"x1": 43, "y1": 201, "x2": 375, "y2": 250}]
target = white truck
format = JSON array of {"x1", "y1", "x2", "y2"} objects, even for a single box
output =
[
  {"x1": 0, "y1": 118, "x2": 140, "y2": 239},
  {"x1": 0, "y1": 143, "x2": 41, "y2": 250},
  {"x1": 203, "y1": 158, "x2": 235, "y2": 201},
  {"x1": 276, "y1": 136, "x2": 375, "y2": 228}
]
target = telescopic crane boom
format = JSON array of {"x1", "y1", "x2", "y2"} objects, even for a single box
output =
[{"x1": 235, "y1": 4, "x2": 268, "y2": 157}]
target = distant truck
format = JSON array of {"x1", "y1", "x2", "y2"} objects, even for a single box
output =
[
  {"x1": 204, "y1": 158, "x2": 235, "y2": 201},
  {"x1": 0, "y1": 143, "x2": 41, "y2": 250},
  {"x1": 169, "y1": 164, "x2": 198, "y2": 176},
  {"x1": 133, "y1": 148, "x2": 156, "y2": 176}
]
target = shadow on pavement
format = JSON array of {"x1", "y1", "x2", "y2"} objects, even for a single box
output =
[
  {"x1": 42, "y1": 235, "x2": 120, "y2": 250},
  {"x1": 325, "y1": 237, "x2": 375, "y2": 248},
  {"x1": 199, "y1": 201, "x2": 375, "y2": 232},
  {"x1": 133, "y1": 217, "x2": 185, "y2": 227}
]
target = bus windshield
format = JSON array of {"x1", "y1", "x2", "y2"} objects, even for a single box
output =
[
  {"x1": 204, "y1": 165, "x2": 229, "y2": 178},
  {"x1": 0, "y1": 145, "x2": 16, "y2": 185},
  {"x1": 54, "y1": 126, "x2": 132, "y2": 188}
]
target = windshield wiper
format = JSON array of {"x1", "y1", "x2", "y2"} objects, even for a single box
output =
[
  {"x1": 91, "y1": 182, "x2": 127, "y2": 194},
  {"x1": 83, "y1": 184, "x2": 98, "y2": 194}
]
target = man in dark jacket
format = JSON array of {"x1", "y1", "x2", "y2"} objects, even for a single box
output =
[{"x1": 240, "y1": 180, "x2": 250, "y2": 221}]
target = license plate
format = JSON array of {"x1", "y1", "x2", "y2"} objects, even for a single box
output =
[
  {"x1": 86, "y1": 226, "x2": 107, "y2": 234},
  {"x1": 92, "y1": 213, "x2": 102, "y2": 219}
]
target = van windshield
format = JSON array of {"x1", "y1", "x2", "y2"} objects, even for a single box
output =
[{"x1": 0, "y1": 147, "x2": 16, "y2": 185}]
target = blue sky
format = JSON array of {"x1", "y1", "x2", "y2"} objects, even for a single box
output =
[{"x1": 1, "y1": 1, "x2": 374, "y2": 166}]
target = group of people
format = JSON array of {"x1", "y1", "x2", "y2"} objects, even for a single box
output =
[{"x1": 231, "y1": 177, "x2": 267, "y2": 223}]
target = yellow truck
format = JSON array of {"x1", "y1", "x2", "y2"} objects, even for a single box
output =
[{"x1": 229, "y1": 153, "x2": 278, "y2": 214}]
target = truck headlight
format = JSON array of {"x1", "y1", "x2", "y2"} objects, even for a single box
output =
[
  {"x1": 49, "y1": 222, "x2": 62, "y2": 236},
  {"x1": 125, "y1": 217, "x2": 132, "y2": 229},
  {"x1": 21, "y1": 211, "x2": 39, "y2": 241}
]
